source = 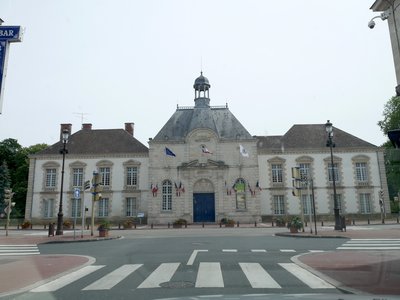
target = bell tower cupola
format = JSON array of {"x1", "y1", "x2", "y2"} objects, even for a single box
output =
[{"x1": 193, "y1": 72, "x2": 211, "y2": 108}]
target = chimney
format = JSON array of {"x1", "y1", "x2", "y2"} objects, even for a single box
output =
[
  {"x1": 125, "y1": 122, "x2": 134, "y2": 136},
  {"x1": 60, "y1": 123, "x2": 72, "y2": 141},
  {"x1": 82, "y1": 123, "x2": 92, "y2": 130}
]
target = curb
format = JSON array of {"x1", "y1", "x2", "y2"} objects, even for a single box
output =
[
  {"x1": 39, "y1": 235, "x2": 122, "y2": 244},
  {"x1": 275, "y1": 232, "x2": 349, "y2": 239}
]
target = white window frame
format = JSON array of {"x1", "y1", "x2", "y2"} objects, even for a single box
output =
[
  {"x1": 126, "y1": 197, "x2": 138, "y2": 217},
  {"x1": 43, "y1": 199, "x2": 54, "y2": 218},
  {"x1": 45, "y1": 169, "x2": 57, "y2": 188},
  {"x1": 99, "y1": 167, "x2": 111, "y2": 187},
  {"x1": 271, "y1": 164, "x2": 283, "y2": 183},
  {"x1": 72, "y1": 168, "x2": 83, "y2": 188},
  {"x1": 98, "y1": 198, "x2": 109, "y2": 217},
  {"x1": 126, "y1": 167, "x2": 138, "y2": 187},
  {"x1": 359, "y1": 193, "x2": 371, "y2": 214},
  {"x1": 328, "y1": 163, "x2": 339, "y2": 182},
  {"x1": 162, "y1": 180, "x2": 172, "y2": 211},
  {"x1": 71, "y1": 198, "x2": 82, "y2": 218},
  {"x1": 273, "y1": 195, "x2": 285, "y2": 215},
  {"x1": 356, "y1": 162, "x2": 368, "y2": 182}
]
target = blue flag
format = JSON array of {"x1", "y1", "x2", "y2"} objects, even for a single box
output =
[{"x1": 165, "y1": 147, "x2": 176, "y2": 157}]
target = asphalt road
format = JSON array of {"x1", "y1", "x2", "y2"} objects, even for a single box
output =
[{"x1": 4, "y1": 229, "x2": 348, "y2": 300}]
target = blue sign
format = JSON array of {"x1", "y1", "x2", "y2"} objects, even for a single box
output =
[
  {"x1": 74, "y1": 188, "x2": 81, "y2": 199},
  {"x1": 0, "y1": 25, "x2": 23, "y2": 114},
  {"x1": 0, "y1": 26, "x2": 23, "y2": 42}
]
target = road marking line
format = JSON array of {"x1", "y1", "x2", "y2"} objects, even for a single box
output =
[
  {"x1": 0, "y1": 252, "x2": 40, "y2": 256},
  {"x1": 0, "y1": 249, "x2": 39, "y2": 252},
  {"x1": 83, "y1": 264, "x2": 143, "y2": 290},
  {"x1": 343, "y1": 243, "x2": 400, "y2": 246},
  {"x1": 187, "y1": 250, "x2": 208, "y2": 266},
  {"x1": 308, "y1": 250, "x2": 324, "y2": 253},
  {"x1": 195, "y1": 262, "x2": 224, "y2": 288},
  {"x1": 350, "y1": 239, "x2": 400, "y2": 241},
  {"x1": 31, "y1": 265, "x2": 104, "y2": 292},
  {"x1": 251, "y1": 249, "x2": 267, "y2": 253},
  {"x1": 239, "y1": 263, "x2": 281, "y2": 288},
  {"x1": 337, "y1": 246, "x2": 400, "y2": 250},
  {"x1": 280, "y1": 249, "x2": 296, "y2": 252},
  {"x1": 278, "y1": 263, "x2": 334, "y2": 289},
  {"x1": 137, "y1": 263, "x2": 180, "y2": 288},
  {"x1": 222, "y1": 249, "x2": 237, "y2": 252}
]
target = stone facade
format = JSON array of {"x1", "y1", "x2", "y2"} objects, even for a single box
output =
[{"x1": 25, "y1": 73, "x2": 389, "y2": 224}]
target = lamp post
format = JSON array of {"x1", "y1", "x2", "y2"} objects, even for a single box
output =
[
  {"x1": 56, "y1": 129, "x2": 69, "y2": 235},
  {"x1": 325, "y1": 120, "x2": 342, "y2": 231}
]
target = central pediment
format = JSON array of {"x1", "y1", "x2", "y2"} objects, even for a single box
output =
[{"x1": 178, "y1": 159, "x2": 228, "y2": 170}]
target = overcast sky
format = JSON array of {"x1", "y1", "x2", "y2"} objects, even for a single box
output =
[{"x1": 0, "y1": 0, "x2": 396, "y2": 148}]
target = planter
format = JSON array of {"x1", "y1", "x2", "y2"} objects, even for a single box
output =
[
  {"x1": 225, "y1": 223, "x2": 235, "y2": 227},
  {"x1": 289, "y1": 226, "x2": 299, "y2": 233},
  {"x1": 172, "y1": 224, "x2": 182, "y2": 228},
  {"x1": 99, "y1": 229, "x2": 109, "y2": 237}
]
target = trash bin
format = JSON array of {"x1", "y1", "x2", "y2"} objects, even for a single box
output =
[
  {"x1": 340, "y1": 216, "x2": 346, "y2": 232},
  {"x1": 48, "y1": 222, "x2": 55, "y2": 237}
]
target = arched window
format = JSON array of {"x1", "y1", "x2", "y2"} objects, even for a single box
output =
[
  {"x1": 234, "y1": 178, "x2": 246, "y2": 210},
  {"x1": 162, "y1": 180, "x2": 172, "y2": 211}
]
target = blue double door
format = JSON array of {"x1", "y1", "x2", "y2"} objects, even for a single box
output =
[{"x1": 193, "y1": 193, "x2": 215, "y2": 223}]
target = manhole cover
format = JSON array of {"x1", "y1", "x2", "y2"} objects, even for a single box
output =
[{"x1": 159, "y1": 281, "x2": 195, "y2": 288}]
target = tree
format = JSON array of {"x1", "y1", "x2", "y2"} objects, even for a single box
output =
[
  {"x1": 0, "y1": 161, "x2": 11, "y2": 213},
  {"x1": 378, "y1": 96, "x2": 400, "y2": 136},
  {"x1": 0, "y1": 139, "x2": 48, "y2": 218}
]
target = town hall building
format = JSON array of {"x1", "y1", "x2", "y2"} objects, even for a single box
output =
[{"x1": 24, "y1": 73, "x2": 389, "y2": 225}]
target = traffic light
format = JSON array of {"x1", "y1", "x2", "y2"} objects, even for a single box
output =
[
  {"x1": 91, "y1": 172, "x2": 103, "y2": 201},
  {"x1": 4, "y1": 189, "x2": 14, "y2": 204}
]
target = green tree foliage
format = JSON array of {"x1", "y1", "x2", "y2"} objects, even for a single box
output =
[
  {"x1": 378, "y1": 96, "x2": 400, "y2": 135},
  {"x1": 378, "y1": 96, "x2": 400, "y2": 212},
  {"x1": 0, "y1": 139, "x2": 48, "y2": 218},
  {"x1": 0, "y1": 161, "x2": 11, "y2": 211}
]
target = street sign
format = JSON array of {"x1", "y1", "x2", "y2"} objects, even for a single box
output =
[
  {"x1": 137, "y1": 212, "x2": 145, "y2": 218},
  {"x1": 0, "y1": 24, "x2": 23, "y2": 114}
]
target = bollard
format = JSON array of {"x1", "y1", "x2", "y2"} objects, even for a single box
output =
[
  {"x1": 272, "y1": 220, "x2": 274, "y2": 227},
  {"x1": 202, "y1": 222, "x2": 204, "y2": 228},
  {"x1": 368, "y1": 218, "x2": 370, "y2": 225},
  {"x1": 185, "y1": 222, "x2": 187, "y2": 228},
  {"x1": 168, "y1": 222, "x2": 170, "y2": 228},
  {"x1": 134, "y1": 223, "x2": 137, "y2": 229},
  {"x1": 255, "y1": 221, "x2": 257, "y2": 227},
  {"x1": 397, "y1": 217, "x2": 399, "y2": 224},
  {"x1": 44, "y1": 224, "x2": 46, "y2": 230},
  {"x1": 118, "y1": 223, "x2": 121, "y2": 229},
  {"x1": 151, "y1": 223, "x2": 154, "y2": 229},
  {"x1": 17, "y1": 224, "x2": 20, "y2": 230},
  {"x1": 353, "y1": 219, "x2": 355, "y2": 225},
  {"x1": 237, "y1": 221, "x2": 239, "y2": 227},
  {"x1": 87, "y1": 224, "x2": 89, "y2": 230},
  {"x1": 305, "y1": 221, "x2": 307, "y2": 227},
  {"x1": 321, "y1": 221, "x2": 324, "y2": 226},
  {"x1": 219, "y1": 222, "x2": 222, "y2": 228}
]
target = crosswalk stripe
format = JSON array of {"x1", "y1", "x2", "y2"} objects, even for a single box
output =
[
  {"x1": 337, "y1": 246, "x2": 400, "y2": 250},
  {"x1": 338, "y1": 239, "x2": 400, "y2": 250},
  {"x1": 278, "y1": 263, "x2": 334, "y2": 289},
  {"x1": 239, "y1": 263, "x2": 281, "y2": 288},
  {"x1": 0, "y1": 244, "x2": 40, "y2": 256},
  {"x1": 137, "y1": 263, "x2": 180, "y2": 289},
  {"x1": 83, "y1": 264, "x2": 143, "y2": 290},
  {"x1": 195, "y1": 262, "x2": 224, "y2": 288},
  {"x1": 31, "y1": 265, "x2": 104, "y2": 292}
]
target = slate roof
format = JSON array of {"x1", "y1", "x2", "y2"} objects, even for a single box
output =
[
  {"x1": 257, "y1": 124, "x2": 377, "y2": 152},
  {"x1": 153, "y1": 106, "x2": 254, "y2": 142},
  {"x1": 36, "y1": 129, "x2": 149, "y2": 156}
]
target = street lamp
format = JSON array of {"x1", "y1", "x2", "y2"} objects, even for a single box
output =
[
  {"x1": 56, "y1": 129, "x2": 69, "y2": 235},
  {"x1": 325, "y1": 120, "x2": 342, "y2": 231}
]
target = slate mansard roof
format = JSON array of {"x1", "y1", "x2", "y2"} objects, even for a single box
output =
[
  {"x1": 36, "y1": 128, "x2": 149, "y2": 156},
  {"x1": 152, "y1": 105, "x2": 254, "y2": 142},
  {"x1": 257, "y1": 124, "x2": 377, "y2": 153}
]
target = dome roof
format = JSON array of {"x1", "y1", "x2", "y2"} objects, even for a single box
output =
[{"x1": 193, "y1": 72, "x2": 211, "y2": 91}]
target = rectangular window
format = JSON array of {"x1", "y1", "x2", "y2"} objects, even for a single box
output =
[
  {"x1": 301, "y1": 194, "x2": 313, "y2": 215},
  {"x1": 299, "y1": 163, "x2": 310, "y2": 180},
  {"x1": 73, "y1": 168, "x2": 83, "y2": 187},
  {"x1": 271, "y1": 164, "x2": 283, "y2": 183},
  {"x1": 356, "y1": 162, "x2": 368, "y2": 182},
  {"x1": 126, "y1": 167, "x2": 138, "y2": 187},
  {"x1": 360, "y1": 193, "x2": 371, "y2": 214},
  {"x1": 331, "y1": 194, "x2": 342, "y2": 214},
  {"x1": 273, "y1": 195, "x2": 285, "y2": 215},
  {"x1": 98, "y1": 198, "x2": 109, "y2": 217},
  {"x1": 71, "y1": 198, "x2": 81, "y2": 218},
  {"x1": 43, "y1": 199, "x2": 54, "y2": 218},
  {"x1": 162, "y1": 181, "x2": 172, "y2": 211},
  {"x1": 99, "y1": 167, "x2": 111, "y2": 186},
  {"x1": 45, "y1": 169, "x2": 57, "y2": 188},
  {"x1": 328, "y1": 163, "x2": 339, "y2": 182},
  {"x1": 126, "y1": 197, "x2": 138, "y2": 217}
]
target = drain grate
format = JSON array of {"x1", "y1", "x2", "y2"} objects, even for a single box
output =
[{"x1": 159, "y1": 281, "x2": 195, "y2": 288}]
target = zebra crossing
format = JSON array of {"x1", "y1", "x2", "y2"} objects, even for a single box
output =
[
  {"x1": 0, "y1": 244, "x2": 40, "y2": 256},
  {"x1": 337, "y1": 239, "x2": 400, "y2": 250},
  {"x1": 30, "y1": 261, "x2": 335, "y2": 292}
]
